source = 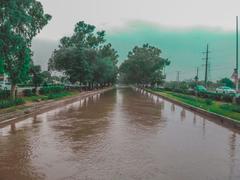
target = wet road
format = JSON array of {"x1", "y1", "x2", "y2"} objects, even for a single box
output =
[{"x1": 0, "y1": 88, "x2": 240, "y2": 180}]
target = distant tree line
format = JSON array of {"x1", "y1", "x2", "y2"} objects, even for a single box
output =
[{"x1": 48, "y1": 21, "x2": 118, "y2": 89}]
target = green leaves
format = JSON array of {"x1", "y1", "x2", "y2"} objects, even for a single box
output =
[
  {"x1": 49, "y1": 21, "x2": 118, "y2": 86},
  {"x1": 0, "y1": 0, "x2": 51, "y2": 98},
  {"x1": 119, "y1": 44, "x2": 170, "y2": 85}
]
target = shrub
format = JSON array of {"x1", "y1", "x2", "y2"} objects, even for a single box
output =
[
  {"x1": 47, "y1": 92, "x2": 68, "y2": 100},
  {"x1": 0, "y1": 98, "x2": 25, "y2": 109},
  {"x1": 23, "y1": 89, "x2": 35, "y2": 97},
  {"x1": 222, "y1": 94, "x2": 234, "y2": 103},
  {"x1": 0, "y1": 90, "x2": 10, "y2": 100},
  {"x1": 235, "y1": 96, "x2": 240, "y2": 105},
  {"x1": 39, "y1": 85, "x2": 65, "y2": 95},
  {"x1": 205, "y1": 99, "x2": 213, "y2": 105}
]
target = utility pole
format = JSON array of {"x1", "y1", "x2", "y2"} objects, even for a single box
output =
[
  {"x1": 236, "y1": 16, "x2": 239, "y2": 92},
  {"x1": 203, "y1": 44, "x2": 209, "y2": 88},
  {"x1": 176, "y1": 71, "x2": 180, "y2": 82},
  {"x1": 195, "y1": 67, "x2": 199, "y2": 83}
]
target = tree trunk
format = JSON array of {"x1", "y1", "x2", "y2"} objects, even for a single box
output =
[{"x1": 11, "y1": 83, "x2": 17, "y2": 100}]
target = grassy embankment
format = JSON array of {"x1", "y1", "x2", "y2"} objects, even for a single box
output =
[
  {"x1": 146, "y1": 88, "x2": 240, "y2": 122},
  {"x1": 0, "y1": 91, "x2": 78, "y2": 110}
]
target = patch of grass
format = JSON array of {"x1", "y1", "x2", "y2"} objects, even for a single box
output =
[
  {"x1": 47, "y1": 91, "x2": 72, "y2": 100},
  {"x1": 23, "y1": 95, "x2": 47, "y2": 102},
  {"x1": 147, "y1": 88, "x2": 240, "y2": 122},
  {"x1": 23, "y1": 91, "x2": 78, "y2": 102}
]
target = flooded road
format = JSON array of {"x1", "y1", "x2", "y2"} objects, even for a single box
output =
[{"x1": 0, "y1": 88, "x2": 240, "y2": 180}]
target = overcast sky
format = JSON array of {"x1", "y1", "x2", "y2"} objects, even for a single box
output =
[
  {"x1": 37, "y1": 0, "x2": 240, "y2": 40},
  {"x1": 33, "y1": 0, "x2": 239, "y2": 81}
]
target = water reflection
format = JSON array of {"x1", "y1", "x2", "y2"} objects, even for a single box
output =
[
  {"x1": 180, "y1": 108, "x2": 186, "y2": 121},
  {"x1": 122, "y1": 88, "x2": 166, "y2": 129},
  {"x1": 0, "y1": 88, "x2": 240, "y2": 180},
  {"x1": 171, "y1": 103, "x2": 176, "y2": 112},
  {"x1": 193, "y1": 113, "x2": 197, "y2": 125},
  {"x1": 228, "y1": 132, "x2": 238, "y2": 180}
]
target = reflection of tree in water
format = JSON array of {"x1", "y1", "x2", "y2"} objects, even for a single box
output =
[
  {"x1": 171, "y1": 103, "x2": 175, "y2": 112},
  {"x1": 123, "y1": 88, "x2": 166, "y2": 129},
  {"x1": 228, "y1": 132, "x2": 237, "y2": 180},
  {"x1": 0, "y1": 121, "x2": 45, "y2": 180},
  {"x1": 202, "y1": 118, "x2": 206, "y2": 138},
  {"x1": 48, "y1": 90, "x2": 116, "y2": 152},
  {"x1": 180, "y1": 108, "x2": 186, "y2": 121},
  {"x1": 193, "y1": 113, "x2": 196, "y2": 125}
]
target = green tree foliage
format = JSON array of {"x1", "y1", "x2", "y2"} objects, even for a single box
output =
[
  {"x1": 30, "y1": 64, "x2": 44, "y2": 90},
  {"x1": 49, "y1": 21, "x2": 118, "y2": 87},
  {"x1": 119, "y1": 44, "x2": 170, "y2": 85},
  {"x1": 0, "y1": 0, "x2": 51, "y2": 98},
  {"x1": 41, "y1": 70, "x2": 51, "y2": 83},
  {"x1": 218, "y1": 77, "x2": 235, "y2": 88}
]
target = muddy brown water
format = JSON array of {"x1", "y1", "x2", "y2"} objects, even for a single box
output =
[{"x1": 0, "y1": 88, "x2": 240, "y2": 180}]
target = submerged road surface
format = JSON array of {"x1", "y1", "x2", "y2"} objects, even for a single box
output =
[{"x1": 0, "y1": 88, "x2": 240, "y2": 180}]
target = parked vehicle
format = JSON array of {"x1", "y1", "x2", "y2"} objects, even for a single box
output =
[
  {"x1": 0, "y1": 81, "x2": 12, "y2": 90},
  {"x1": 216, "y1": 86, "x2": 236, "y2": 94},
  {"x1": 195, "y1": 85, "x2": 207, "y2": 93}
]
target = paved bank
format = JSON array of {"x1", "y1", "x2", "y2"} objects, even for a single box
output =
[
  {"x1": 144, "y1": 88, "x2": 240, "y2": 129},
  {"x1": 0, "y1": 87, "x2": 113, "y2": 127}
]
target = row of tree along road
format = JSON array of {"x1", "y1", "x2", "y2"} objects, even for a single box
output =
[{"x1": 0, "y1": 0, "x2": 169, "y2": 109}]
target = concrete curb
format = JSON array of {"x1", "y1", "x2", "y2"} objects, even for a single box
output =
[
  {"x1": 0, "y1": 87, "x2": 113, "y2": 128},
  {"x1": 144, "y1": 88, "x2": 240, "y2": 129}
]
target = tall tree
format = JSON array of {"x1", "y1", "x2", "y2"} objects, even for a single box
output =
[
  {"x1": 119, "y1": 44, "x2": 170, "y2": 85},
  {"x1": 0, "y1": 0, "x2": 51, "y2": 98},
  {"x1": 49, "y1": 21, "x2": 118, "y2": 88},
  {"x1": 30, "y1": 64, "x2": 44, "y2": 91},
  {"x1": 219, "y1": 78, "x2": 235, "y2": 88}
]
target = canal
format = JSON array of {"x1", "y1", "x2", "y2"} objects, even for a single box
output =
[{"x1": 0, "y1": 88, "x2": 240, "y2": 180}]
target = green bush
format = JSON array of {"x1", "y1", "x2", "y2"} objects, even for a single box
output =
[
  {"x1": 39, "y1": 85, "x2": 65, "y2": 95},
  {"x1": 23, "y1": 89, "x2": 35, "y2": 97},
  {"x1": 47, "y1": 92, "x2": 68, "y2": 100},
  {"x1": 205, "y1": 99, "x2": 213, "y2": 105},
  {"x1": 236, "y1": 96, "x2": 240, "y2": 105},
  {"x1": 0, "y1": 98, "x2": 25, "y2": 109},
  {"x1": 222, "y1": 94, "x2": 234, "y2": 103},
  {"x1": 0, "y1": 90, "x2": 10, "y2": 100}
]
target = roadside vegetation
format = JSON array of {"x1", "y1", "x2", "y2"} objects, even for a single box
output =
[
  {"x1": 147, "y1": 86, "x2": 240, "y2": 122},
  {"x1": 0, "y1": 0, "x2": 52, "y2": 99},
  {"x1": 0, "y1": 1, "x2": 118, "y2": 110}
]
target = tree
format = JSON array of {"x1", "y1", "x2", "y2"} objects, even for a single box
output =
[
  {"x1": 219, "y1": 78, "x2": 235, "y2": 88},
  {"x1": 30, "y1": 64, "x2": 44, "y2": 92},
  {"x1": 119, "y1": 44, "x2": 170, "y2": 86},
  {"x1": 0, "y1": 0, "x2": 51, "y2": 98},
  {"x1": 49, "y1": 21, "x2": 118, "y2": 88},
  {"x1": 49, "y1": 47, "x2": 94, "y2": 84},
  {"x1": 41, "y1": 71, "x2": 51, "y2": 83}
]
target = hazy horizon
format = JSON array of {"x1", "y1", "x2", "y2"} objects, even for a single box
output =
[{"x1": 32, "y1": 21, "x2": 237, "y2": 81}]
